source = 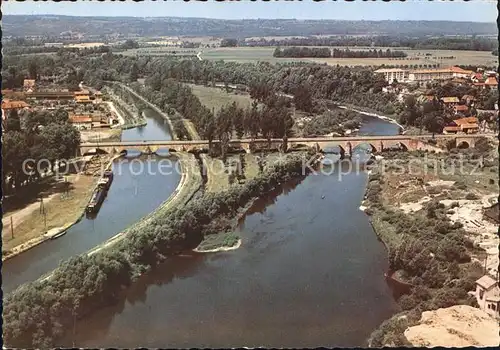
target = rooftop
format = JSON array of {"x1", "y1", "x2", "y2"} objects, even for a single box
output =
[
  {"x1": 2, "y1": 100, "x2": 30, "y2": 110},
  {"x1": 374, "y1": 68, "x2": 406, "y2": 73},
  {"x1": 69, "y1": 115, "x2": 92, "y2": 123},
  {"x1": 476, "y1": 275, "x2": 498, "y2": 290},
  {"x1": 484, "y1": 76, "x2": 498, "y2": 86},
  {"x1": 454, "y1": 117, "x2": 478, "y2": 126},
  {"x1": 74, "y1": 90, "x2": 90, "y2": 96},
  {"x1": 454, "y1": 105, "x2": 469, "y2": 112},
  {"x1": 441, "y1": 97, "x2": 460, "y2": 103}
]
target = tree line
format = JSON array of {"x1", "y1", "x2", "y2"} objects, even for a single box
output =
[
  {"x1": 245, "y1": 36, "x2": 498, "y2": 52},
  {"x1": 2, "y1": 109, "x2": 81, "y2": 194},
  {"x1": 273, "y1": 47, "x2": 407, "y2": 58}
]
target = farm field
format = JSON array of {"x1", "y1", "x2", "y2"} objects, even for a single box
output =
[
  {"x1": 122, "y1": 46, "x2": 497, "y2": 68},
  {"x1": 186, "y1": 83, "x2": 254, "y2": 113},
  {"x1": 120, "y1": 47, "x2": 199, "y2": 57}
]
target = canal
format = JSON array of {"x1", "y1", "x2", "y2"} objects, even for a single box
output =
[
  {"x1": 3, "y1": 108, "x2": 181, "y2": 293},
  {"x1": 63, "y1": 113, "x2": 401, "y2": 347}
]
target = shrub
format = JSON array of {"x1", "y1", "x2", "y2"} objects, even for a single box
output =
[
  {"x1": 399, "y1": 294, "x2": 419, "y2": 311},
  {"x1": 465, "y1": 192, "x2": 478, "y2": 200}
]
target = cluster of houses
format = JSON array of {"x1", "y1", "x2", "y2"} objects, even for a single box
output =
[
  {"x1": 375, "y1": 66, "x2": 498, "y2": 88},
  {"x1": 2, "y1": 79, "x2": 118, "y2": 132},
  {"x1": 376, "y1": 66, "x2": 498, "y2": 135}
]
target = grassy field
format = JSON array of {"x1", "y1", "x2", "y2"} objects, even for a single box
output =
[
  {"x1": 123, "y1": 45, "x2": 497, "y2": 67},
  {"x1": 120, "y1": 47, "x2": 199, "y2": 57},
  {"x1": 187, "y1": 83, "x2": 254, "y2": 113},
  {"x1": 203, "y1": 153, "x2": 267, "y2": 193}
]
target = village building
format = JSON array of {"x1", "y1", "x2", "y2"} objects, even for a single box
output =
[
  {"x1": 374, "y1": 68, "x2": 408, "y2": 84},
  {"x1": 453, "y1": 104, "x2": 469, "y2": 117},
  {"x1": 75, "y1": 95, "x2": 92, "y2": 104},
  {"x1": 408, "y1": 68, "x2": 454, "y2": 82},
  {"x1": 2, "y1": 99, "x2": 30, "y2": 111},
  {"x1": 23, "y1": 79, "x2": 36, "y2": 92},
  {"x1": 443, "y1": 116, "x2": 479, "y2": 134},
  {"x1": 440, "y1": 96, "x2": 460, "y2": 106},
  {"x1": 26, "y1": 90, "x2": 75, "y2": 101},
  {"x1": 68, "y1": 115, "x2": 93, "y2": 130},
  {"x1": 475, "y1": 275, "x2": 500, "y2": 319},
  {"x1": 484, "y1": 75, "x2": 498, "y2": 90},
  {"x1": 449, "y1": 66, "x2": 474, "y2": 78}
]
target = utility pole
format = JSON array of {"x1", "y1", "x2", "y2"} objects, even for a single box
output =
[
  {"x1": 40, "y1": 197, "x2": 47, "y2": 231},
  {"x1": 10, "y1": 216, "x2": 14, "y2": 239}
]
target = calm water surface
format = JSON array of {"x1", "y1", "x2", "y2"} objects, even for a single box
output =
[
  {"x1": 3, "y1": 108, "x2": 180, "y2": 293},
  {"x1": 64, "y1": 116, "x2": 400, "y2": 347}
]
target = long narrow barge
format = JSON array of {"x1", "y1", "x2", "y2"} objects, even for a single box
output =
[{"x1": 86, "y1": 171, "x2": 114, "y2": 214}]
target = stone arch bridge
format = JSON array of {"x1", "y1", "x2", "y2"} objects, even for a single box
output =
[{"x1": 79, "y1": 135, "x2": 483, "y2": 157}]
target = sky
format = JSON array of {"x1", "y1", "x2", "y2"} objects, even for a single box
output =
[{"x1": 2, "y1": 0, "x2": 497, "y2": 23}]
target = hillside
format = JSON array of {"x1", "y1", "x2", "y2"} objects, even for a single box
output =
[{"x1": 2, "y1": 15, "x2": 497, "y2": 39}]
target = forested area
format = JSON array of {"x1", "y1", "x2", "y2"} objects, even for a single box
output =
[
  {"x1": 2, "y1": 109, "x2": 81, "y2": 194},
  {"x1": 3, "y1": 152, "x2": 315, "y2": 348},
  {"x1": 247, "y1": 36, "x2": 498, "y2": 52},
  {"x1": 302, "y1": 110, "x2": 362, "y2": 137},
  {"x1": 273, "y1": 47, "x2": 407, "y2": 58}
]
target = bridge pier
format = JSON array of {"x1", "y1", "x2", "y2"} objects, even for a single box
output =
[{"x1": 339, "y1": 148, "x2": 346, "y2": 159}]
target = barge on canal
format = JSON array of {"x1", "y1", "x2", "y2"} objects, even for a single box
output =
[{"x1": 86, "y1": 171, "x2": 114, "y2": 214}]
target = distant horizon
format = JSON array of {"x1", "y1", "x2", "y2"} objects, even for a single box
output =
[
  {"x1": 2, "y1": 0, "x2": 497, "y2": 22},
  {"x1": 2, "y1": 14, "x2": 497, "y2": 24}
]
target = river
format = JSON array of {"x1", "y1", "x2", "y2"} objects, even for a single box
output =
[
  {"x1": 62, "y1": 113, "x2": 400, "y2": 347},
  {"x1": 2, "y1": 108, "x2": 180, "y2": 294}
]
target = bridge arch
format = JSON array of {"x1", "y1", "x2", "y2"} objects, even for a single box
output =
[
  {"x1": 457, "y1": 140, "x2": 470, "y2": 149},
  {"x1": 322, "y1": 144, "x2": 346, "y2": 156},
  {"x1": 351, "y1": 142, "x2": 377, "y2": 154}
]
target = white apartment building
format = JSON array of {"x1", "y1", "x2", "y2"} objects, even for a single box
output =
[{"x1": 374, "y1": 68, "x2": 408, "y2": 83}]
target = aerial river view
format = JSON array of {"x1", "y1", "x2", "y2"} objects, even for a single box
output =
[
  {"x1": 59, "y1": 114, "x2": 402, "y2": 347},
  {"x1": 3, "y1": 109, "x2": 181, "y2": 293}
]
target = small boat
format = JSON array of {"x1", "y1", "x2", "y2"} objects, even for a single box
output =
[{"x1": 50, "y1": 230, "x2": 67, "y2": 240}]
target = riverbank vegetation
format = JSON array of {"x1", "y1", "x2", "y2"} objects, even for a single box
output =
[
  {"x1": 195, "y1": 232, "x2": 240, "y2": 252},
  {"x1": 3, "y1": 151, "x2": 315, "y2": 348},
  {"x1": 364, "y1": 145, "x2": 497, "y2": 347},
  {"x1": 301, "y1": 110, "x2": 362, "y2": 137}
]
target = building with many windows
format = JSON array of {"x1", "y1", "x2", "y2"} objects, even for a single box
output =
[{"x1": 374, "y1": 68, "x2": 408, "y2": 84}]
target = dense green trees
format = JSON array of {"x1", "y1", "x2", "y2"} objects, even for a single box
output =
[
  {"x1": 302, "y1": 110, "x2": 362, "y2": 137},
  {"x1": 2, "y1": 109, "x2": 81, "y2": 194},
  {"x1": 274, "y1": 47, "x2": 331, "y2": 58},
  {"x1": 248, "y1": 36, "x2": 498, "y2": 52},
  {"x1": 273, "y1": 47, "x2": 407, "y2": 58},
  {"x1": 220, "y1": 38, "x2": 238, "y2": 47}
]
